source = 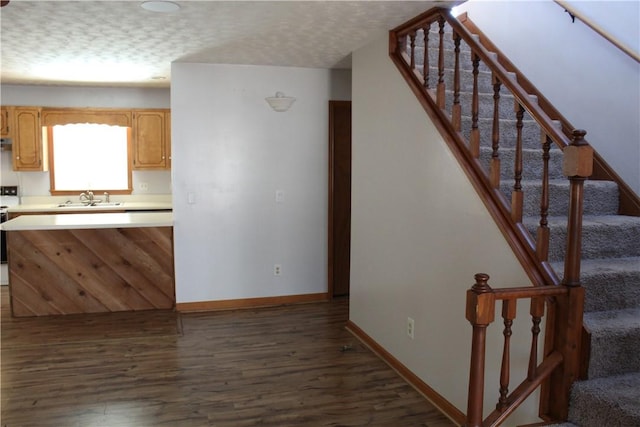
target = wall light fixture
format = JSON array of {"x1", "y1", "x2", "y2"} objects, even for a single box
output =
[
  {"x1": 265, "y1": 92, "x2": 296, "y2": 112},
  {"x1": 140, "y1": 1, "x2": 180, "y2": 13}
]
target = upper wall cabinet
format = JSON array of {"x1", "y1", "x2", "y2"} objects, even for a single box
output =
[
  {"x1": 132, "y1": 110, "x2": 171, "y2": 170},
  {"x1": 165, "y1": 111, "x2": 171, "y2": 170},
  {"x1": 12, "y1": 107, "x2": 46, "y2": 171},
  {"x1": 1, "y1": 106, "x2": 11, "y2": 137}
]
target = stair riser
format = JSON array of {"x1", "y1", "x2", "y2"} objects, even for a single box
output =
[
  {"x1": 423, "y1": 27, "x2": 487, "y2": 58},
  {"x1": 444, "y1": 91, "x2": 536, "y2": 121},
  {"x1": 581, "y1": 271, "x2": 640, "y2": 312},
  {"x1": 411, "y1": 26, "x2": 473, "y2": 51},
  {"x1": 460, "y1": 117, "x2": 549, "y2": 150},
  {"x1": 414, "y1": 65, "x2": 497, "y2": 94},
  {"x1": 502, "y1": 181, "x2": 619, "y2": 217},
  {"x1": 479, "y1": 147, "x2": 565, "y2": 181},
  {"x1": 587, "y1": 327, "x2": 640, "y2": 379},
  {"x1": 569, "y1": 373, "x2": 640, "y2": 427},
  {"x1": 419, "y1": 65, "x2": 504, "y2": 94},
  {"x1": 411, "y1": 46, "x2": 494, "y2": 73}
]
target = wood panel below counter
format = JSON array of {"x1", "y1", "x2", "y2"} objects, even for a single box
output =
[{"x1": 8, "y1": 226, "x2": 175, "y2": 317}]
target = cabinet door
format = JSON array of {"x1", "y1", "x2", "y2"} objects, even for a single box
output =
[
  {"x1": 133, "y1": 111, "x2": 167, "y2": 170},
  {"x1": 165, "y1": 111, "x2": 171, "y2": 169},
  {"x1": 0, "y1": 107, "x2": 11, "y2": 137},
  {"x1": 13, "y1": 107, "x2": 44, "y2": 171}
]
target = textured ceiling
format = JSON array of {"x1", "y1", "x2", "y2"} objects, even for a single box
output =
[{"x1": 0, "y1": 0, "x2": 459, "y2": 88}]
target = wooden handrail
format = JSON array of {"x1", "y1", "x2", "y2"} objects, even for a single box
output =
[{"x1": 554, "y1": 0, "x2": 640, "y2": 63}]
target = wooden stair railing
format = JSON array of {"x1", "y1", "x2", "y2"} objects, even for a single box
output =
[
  {"x1": 465, "y1": 273, "x2": 584, "y2": 427},
  {"x1": 389, "y1": 8, "x2": 595, "y2": 425}
]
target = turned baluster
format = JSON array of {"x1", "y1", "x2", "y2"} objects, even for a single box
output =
[
  {"x1": 466, "y1": 273, "x2": 496, "y2": 427},
  {"x1": 409, "y1": 31, "x2": 417, "y2": 71},
  {"x1": 528, "y1": 297, "x2": 545, "y2": 380},
  {"x1": 437, "y1": 16, "x2": 446, "y2": 109},
  {"x1": 497, "y1": 299, "x2": 516, "y2": 411},
  {"x1": 511, "y1": 103, "x2": 525, "y2": 222},
  {"x1": 452, "y1": 31, "x2": 462, "y2": 131},
  {"x1": 490, "y1": 74, "x2": 502, "y2": 188},
  {"x1": 423, "y1": 24, "x2": 431, "y2": 89},
  {"x1": 536, "y1": 136, "x2": 552, "y2": 261},
  {"x1": 470, "y1": 53, "x2": 481, "y2": 158}
]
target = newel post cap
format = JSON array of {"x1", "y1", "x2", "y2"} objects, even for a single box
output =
[
  {"x1": 563, "y1": 129, "x2": 593, "y2": 178},
  {"x1": 466, "y1": 273, "x2": 496, "y2": 325}
]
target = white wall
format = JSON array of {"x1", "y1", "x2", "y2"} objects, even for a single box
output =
[
  {"x1": 456, "y1": 0, "x2": 640, "y2": 194},
  {"x1": 0, "y1": 84, "x2": 171, "y2": 195},
  {"x1": 351, "y1": 33, "x2": 540, "y2": 425},
  {"x1": 171, "y1": 63, "x2": 351, "y2": 303}
]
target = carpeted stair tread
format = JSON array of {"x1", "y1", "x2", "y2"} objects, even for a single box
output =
[
  {"x1": 583, "y1": 307, "x2": 640, "y2": 378},
  {"x1": 585, "y1": 307, "x2": 640, "y2": 332},
  {"x1": 545, "y1": 423, "x2": 579, "y2": 427},
  {"x1": 524, "y1": 215, "x2": 640, "y2": 261},
  {"x1": 568, "y1": 372, "x2": 640, "y2": 426},
  {"x1": 551, "y1": 257, "x2": 640, "y2": 312}
]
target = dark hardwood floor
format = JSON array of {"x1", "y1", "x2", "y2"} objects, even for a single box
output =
[{"x1": 1, "y1": 287, "x2": 454, "y2": 426}]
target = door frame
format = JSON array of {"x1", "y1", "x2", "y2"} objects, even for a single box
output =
[{"x1": 327, "y1": 100, "x2": 352, "y2": 298}]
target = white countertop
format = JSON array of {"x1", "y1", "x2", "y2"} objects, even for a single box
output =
[
  {"x1": 1, "y1": 211, "x2": 173, "y2": 231},
  {"x1": 8, "y1": 201, "x2": 172, "y2": 213}
]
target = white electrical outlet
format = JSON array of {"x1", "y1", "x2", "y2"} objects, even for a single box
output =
[
  {"x1": 273, "y1": 264, "x2": 282, "y2": 276},
  {"x1": 407, "y1": 317, "x2": 415, "y2": 339},
  {"x1": 275, "y1": 190, "x2": 284, "y2": 203},
  {"x1": 139, "y1": 182, "x2": 149, "y2": 191}
]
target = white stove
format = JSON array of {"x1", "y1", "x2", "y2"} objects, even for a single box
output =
[
  {"x1": 1, "y1": 185, "x2": 20, "y2": 213},
  {"x1": 1, "y1": 186, "x2": 19, "y2": 284}
]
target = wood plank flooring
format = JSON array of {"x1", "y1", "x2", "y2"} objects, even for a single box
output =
[{"x1": 1, "y1": 287, "x2": 455, "y2": 426}]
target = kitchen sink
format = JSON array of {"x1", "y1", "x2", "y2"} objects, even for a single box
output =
[{"x1": 56, "y1": 202, "x2": 123, "y2": 208}]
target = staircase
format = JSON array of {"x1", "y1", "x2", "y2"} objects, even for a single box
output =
[{"x1": 393, "y1": 10, "x2": 640, "y2": 426}]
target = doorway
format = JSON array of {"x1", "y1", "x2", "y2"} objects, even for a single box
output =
[{"x1": 328, "y1": 101, "x2": 352, "y2": 297}]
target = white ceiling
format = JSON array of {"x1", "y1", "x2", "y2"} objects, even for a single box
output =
[{"x1": 0, "y1": 0, "x2": 459, "y2": 88}]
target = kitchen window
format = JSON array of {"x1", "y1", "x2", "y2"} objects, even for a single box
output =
[{"x1": 48, "y1": 123, "x2": 132, "y2": 194}]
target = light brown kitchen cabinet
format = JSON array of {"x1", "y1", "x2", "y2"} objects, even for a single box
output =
[
  {"x1": 132, "y1": 110, "x2": 170, "y2": 170},
  {"x1": 12, "y1": 107, "x2": 46, "y2": 171},
  {"x1": 1, "y1": 106, "x2": 12, "y2": 137},
  {"x1": 165, "y1": 111, "x2": 171, "y2": 169}
]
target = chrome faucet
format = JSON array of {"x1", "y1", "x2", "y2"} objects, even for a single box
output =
[{"x1": 79, "y1": 190, "x2": 94, "y2": 205}]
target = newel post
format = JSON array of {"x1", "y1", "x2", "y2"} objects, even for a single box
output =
[
  {"x1": 545, "y1": 129, "x2": 592, "y2": 420},
  {"x1": 562, "y1": 129, "x2": 592, "y2": 286},
  {"x1": 466, "y1": 273, "x2": 496, "y2": 427}
]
